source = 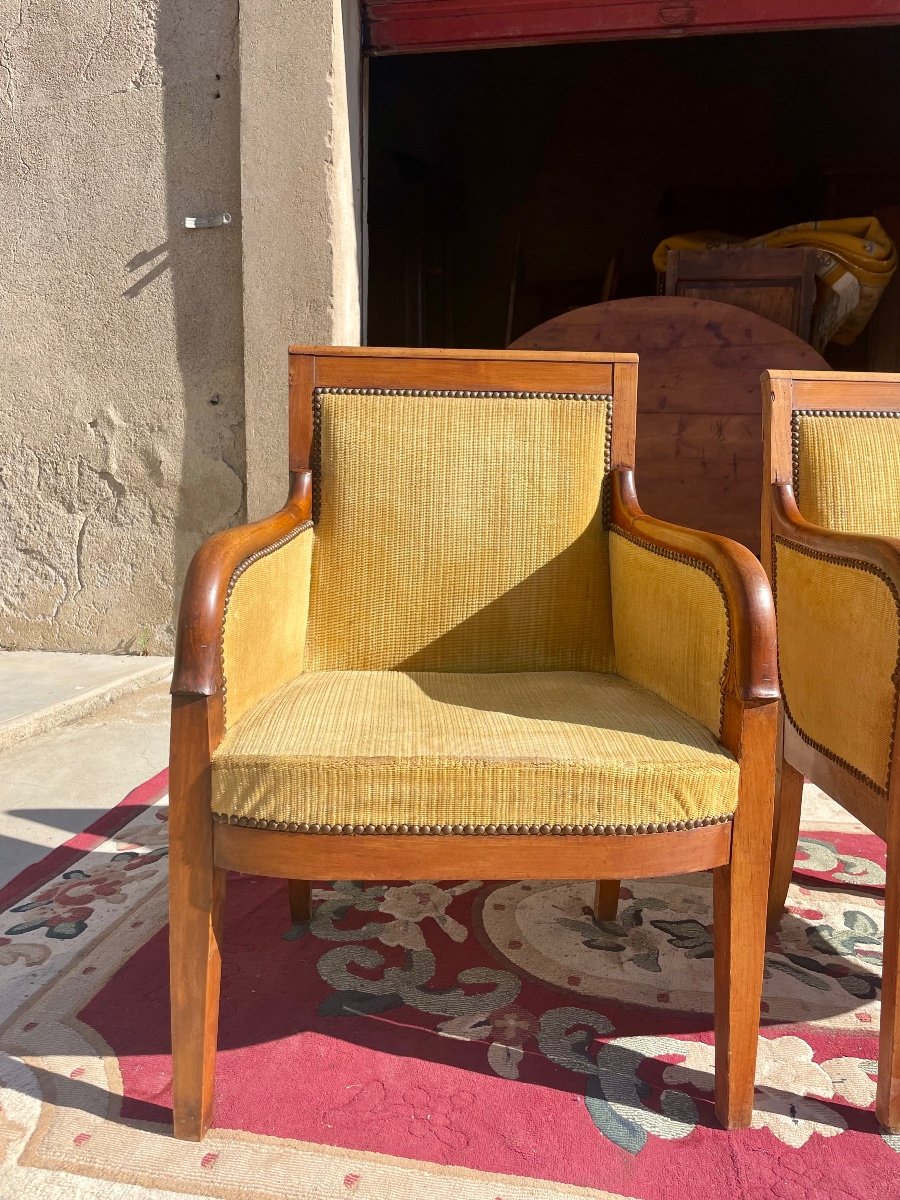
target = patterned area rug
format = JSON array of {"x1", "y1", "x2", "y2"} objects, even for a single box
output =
[{"x1": 1, "y1": 773, "x2": 898, "y2": 1199}]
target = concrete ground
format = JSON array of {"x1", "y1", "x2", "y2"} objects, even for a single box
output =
[
  {"x1": 0, "y1": 675, "x2": 171, "y2": 888},
  {"x1": 0, "y1": 650, "x2": 171, "y2": 750}
]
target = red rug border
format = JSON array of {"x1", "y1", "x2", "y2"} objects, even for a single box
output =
[{"x1": 0, "y1": 767, "x2": 169, "y2": 914}]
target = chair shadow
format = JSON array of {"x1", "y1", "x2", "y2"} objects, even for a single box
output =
[
  {"x1": 2, "y1": 1015, "x2": 876, "y2": 1139},
  {"x1": 5, "y1": 863, "x2": 885, "y2": 1139}
]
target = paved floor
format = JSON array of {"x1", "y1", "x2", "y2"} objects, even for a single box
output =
[
  {"x1": 0, "y1": 650, "x2": 171, "y2": 749},
  {"x1": 0, "y1": 678, "x2": 171, "y2": 888}
]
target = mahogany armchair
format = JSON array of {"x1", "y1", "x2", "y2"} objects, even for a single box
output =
[
  {"x1": 762, "y1": 368, "x2": 900, "y2": 1133},
  {"x1": 169, "y1": 347, "x2": 778, "y2": 1141}
]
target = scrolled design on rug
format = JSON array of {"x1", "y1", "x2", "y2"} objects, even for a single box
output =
[
  {"x1": 437, "y1": 1006, "x2": 541, "y2": 1080},
  {"x1": 316, "y1": 944, "x2": 522, "y2": 1018},
  {"x1": 301, "y1": 834, "x2": 891, "y2": 1160}
]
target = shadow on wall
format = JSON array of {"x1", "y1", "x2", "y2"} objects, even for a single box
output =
[{"x1": 149, "y1": 0, "x2": 246, "y2": 646}]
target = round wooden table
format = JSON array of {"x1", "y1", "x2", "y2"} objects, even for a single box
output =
[{"x1": 510, "y1": 296, "x2": 829, "y2": 553}]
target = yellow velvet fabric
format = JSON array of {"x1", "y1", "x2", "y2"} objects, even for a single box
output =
[
  {"x1": 221, "y1": 526, "x2": 314, "y2": 730},
  {"x1": 775, "y1": 539, "x2": 899, "y2": 791},
  {"x1": 609, "y1": 530, "x2": 729, "y2": 737},
  {"x1": 304, "y1": 390, "x2": 615, "y2": 672},
  {"x1": 794, "y1": 414, "x2": 900, "y2": 537},
  {"x1": 212, "y1": 670, "x2": 739, "y2": 829}
]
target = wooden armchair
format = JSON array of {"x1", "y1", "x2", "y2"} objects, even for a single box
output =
[
  {"x1": 762, "y1": 369, "x2": 900, "y2": 1132},
  {"x1": 169, "y1": 347, "x2": 778, "y2": 1141}
]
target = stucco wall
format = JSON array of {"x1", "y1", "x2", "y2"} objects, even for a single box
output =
[
  {"x1": 0, "y1": 0, "x2": 362, "y2": 652},
  {"x1": 240, "y1": 0, "x2": 363, "y2": 520},
  {"x1": 0, "y1": 0, "x2": 246, "y2": 653}
]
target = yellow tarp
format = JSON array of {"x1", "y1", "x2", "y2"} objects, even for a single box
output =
[{"x1": 653, "y1": 217, "x2": 896, "y2": 348}]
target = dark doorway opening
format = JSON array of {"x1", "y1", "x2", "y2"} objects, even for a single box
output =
[{"x1": 366, "y1": 26, "x2": 900, "y2": 368}]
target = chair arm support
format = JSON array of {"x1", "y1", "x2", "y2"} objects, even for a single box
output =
[
  {"x1": 770, "y1": 481, "x2": 900, "y2": 587},
  {"x1": 769, "y1": 481, "x2": 900, "y2": 794},
  {"x1": 171, "y1": 472, "x2": 312, "y2": 699},
  {"x1": 610, "y1": 467, "x2": 779, "y2": 708}
]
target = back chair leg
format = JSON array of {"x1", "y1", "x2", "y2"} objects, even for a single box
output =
[
  {"x1": 877, "y1": 840, "x2": 900, "y2": 1132},
  {"x1": 593, "y1": 880, "x2": 621, "y2": 922},
  {"x1": 288, "y1": 879, "x2": 311, "y2": 924},
  {"x1": 713, "y1": 704, "x2": 775, "y2": 1129},
  {"x1": 766, "y1": 755, "x2": 805, "y2": 932}
]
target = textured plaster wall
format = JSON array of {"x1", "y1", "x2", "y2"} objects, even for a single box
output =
[
  {"x1": 240, "y1": 0, "x2": 363, "y2": 519},
  {"x1": 0, "y1": 0, "x2": 246, "y2": 653}
]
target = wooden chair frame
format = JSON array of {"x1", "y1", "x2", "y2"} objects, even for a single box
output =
[
  {"x1": 169, "y1": 347, "x2": 778, "y2": 1141},
  {"x1": 762, "y1": 368, "x2": 900, "y2": 1133}
]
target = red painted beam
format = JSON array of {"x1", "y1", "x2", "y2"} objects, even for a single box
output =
[{"x1": 364, "y1": 0, "x2": 900, "y2": 55}]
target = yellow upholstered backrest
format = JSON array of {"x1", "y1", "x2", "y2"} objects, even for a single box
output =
[
  {"x1": 304, "y1": 388, "x2": 615, "y2": 672},
  {"x1": 793, "y1": 413, "x2": 900, "y2": 536}
]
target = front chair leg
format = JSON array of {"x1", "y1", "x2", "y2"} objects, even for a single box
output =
[
  {"x1": 593, "y1": 880, "x2": 621, "y2": 922},
  {"x1": 766, "y1": 755, "x2": 804, "y2": 932},
  {"x1": 714, "y1": 704, "x2": 776, "y2": 1129},
  {"x1": 170, "y1": 855, "x2": 226, "y2": 1140},
  {"x1": 169, "y1": 695, "x2": 227, "y2": 1142},
  {"x1": 877, "y1": 840, "x2": 900, "y2": 1132}
]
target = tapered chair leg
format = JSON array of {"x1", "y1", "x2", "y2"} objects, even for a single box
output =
[
  {"x1": 288, "y1": 879, "x2": 311, "y2": 924},
  {"x1": 593, "y1": 880, "x2": 621, "y2": 922},
  {"x1": 766, "y1": 755, "x2": 805, "y2": 932},
  {"x1": 169, "y1": 695, "x2": 226, "y2": 1142},
  {"x1": 714, "y1": 704, "x2": 776, "y2": 1129},
  {"x1": 169, "y1": 855, "x2": 225, "y2": 1141},
  {"x1": 877, "y1": 841, "x2": 900, "y2": 1132}
]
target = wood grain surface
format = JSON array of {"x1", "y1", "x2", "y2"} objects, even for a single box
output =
[{"x1": 511, "y1": 296, "x2": 829, "y2": 552}]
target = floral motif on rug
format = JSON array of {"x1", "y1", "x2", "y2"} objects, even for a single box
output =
[{"x1": 0, "y1": 778, "x2": 897, "y2": 1200}]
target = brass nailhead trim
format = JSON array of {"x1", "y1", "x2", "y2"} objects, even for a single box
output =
[
  {"x1": 311, "y1": 387, "x2": 613, "y2": 525},
  {"x1": 772, "y1": 533, "x2": 900, "y2": 796},
  {"x1": 608, "y1": 525, "x2": 731, "y2": 740},
  {"x1": 317, "y1": 387, "x2": 613, "y2": 398},
  {"x1": 212, "y1": 812, "x2": 733, "y2": 835},
  {"x1": 219, "y1": 520, "x2": 314, "y2": 728},
  {"x1": 601, "y1": 402, "x2": 613, "y2": 529},
  {"x1": 791, "y1": 409, "x2": 900, "y2": 506}
]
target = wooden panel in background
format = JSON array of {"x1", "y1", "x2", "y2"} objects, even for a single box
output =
[
  {"x1": 665, "y1": 248, "x2": 818, "y2": 341},
  {"x1": 510, "y1": 296, "x2": 829, "y2": 553},
  {"x1": 364, "y1": 0, "x2": 900, "y2": 56}
]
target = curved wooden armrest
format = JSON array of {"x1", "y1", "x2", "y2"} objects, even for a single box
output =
[
  {"x1": 171, "y1": 472, "x2": 312, "y2": 698},
  {"x1": 771, "y1": 481, "x2": 900, "y2": 589},
  {"x1": 610, "y1": 467, "x2": 778, "y2": 706}
]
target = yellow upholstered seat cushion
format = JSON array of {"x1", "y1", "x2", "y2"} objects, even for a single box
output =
[{"x1": 211, "y1": 671, "x2": 739, "y2": 832}]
